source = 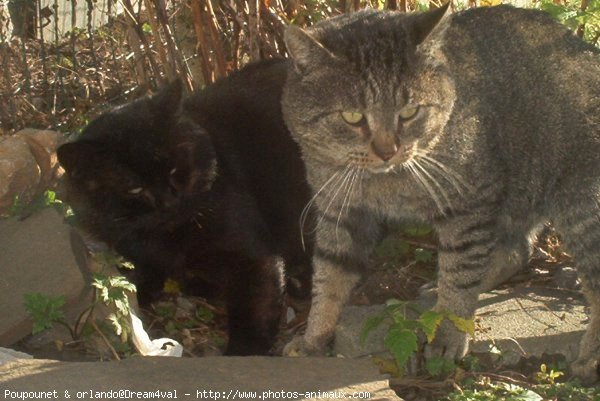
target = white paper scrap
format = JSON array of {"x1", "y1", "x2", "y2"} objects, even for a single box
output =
[{"x1": 130, "y1": 310, "x2": 183, "y2": 357}]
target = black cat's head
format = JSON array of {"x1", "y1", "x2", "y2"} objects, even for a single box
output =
[{"x1": 57, "y1": 80, "x2": 217, "y2": 240}]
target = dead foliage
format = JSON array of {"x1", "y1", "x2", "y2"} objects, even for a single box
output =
[{"x1": 0, "y1": 0, "x2": 435, "y2": 136}]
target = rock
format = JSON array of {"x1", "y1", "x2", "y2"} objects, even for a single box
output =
[
  {"x1": 335, "y1": 305, "x2": 388, "y2": 358},
  {"x1": 0, "y1": 135, "x2": 40, "y2": 213},
  {"x1": 0, "y1": 129, "x2": 64, "y2": 215},
  {"x1": 551, "y1": 266, "x2": 580, "y2": 290},
  {"x1": 0, "y1": 357, "x2": 402, "y2": 401},
  {"x1": 0, "y1": 347, "x2": 32, "y2": 364},
  {"x1": 0, "y1": 208, "x2": 90, "y2": 346},
  {"x1": 334, "y1": 286, "x2": 587, "y2": 367}
]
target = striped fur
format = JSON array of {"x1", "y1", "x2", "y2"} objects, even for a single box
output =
[{"x1": 282, "y1": 5, "x2": 600, "y2": 382}]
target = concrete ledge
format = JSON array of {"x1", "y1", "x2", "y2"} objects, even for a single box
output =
[{"x1": 0, "y1": 357, "x2": 402, "y2": 401}]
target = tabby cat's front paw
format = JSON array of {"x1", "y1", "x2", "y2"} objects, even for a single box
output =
[
  {"x1": 406, "y1": 321, "x2": 470, "y2": 375},
  {"x1": 426, "y1": 321, "x2": 469, "y2": 360},
  {"x1": 282, "y1": 335, "x2": 325, "y2": 357},
  {"x1": 571, "y1": 356, "x2": 599, "y2": 385}
]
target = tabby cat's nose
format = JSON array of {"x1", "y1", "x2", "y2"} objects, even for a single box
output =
[{"x1": 372, "y1": 143, "x2": 398, "y2": 162}]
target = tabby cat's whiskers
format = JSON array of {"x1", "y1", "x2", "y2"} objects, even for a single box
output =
[
  {"x1": 300, "y1": 168, "x2": 345, "y2": 247},
  {"x1": 320, "y1": 165, "x2": 355, "y2": 228},
  {"x1": 300, "y1": 162, "x2": 366, "y2": 247},
  {"x1": 415, "y1": 151, "x2": 473, "y2": 195},
  {"x1": 413, "y1": 159, "x2": 453, "y2": 211},
  {"x1": 404, "y1": 159, "x2": 448, "y2": 216},
  {"x1": 336, "y1": 165, "x2": 363, "y2": 240}
]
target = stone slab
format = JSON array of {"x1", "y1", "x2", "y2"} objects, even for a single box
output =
[
  {"x1": 0, "y1": 357, "x2": 402, "y2": 401},
  {"x1": 471, "y1": 287, "x2": 586, "y2": 365},
  {"x1": 335, "y1": 286, "x2": 587, "y2": 366},
  {"x1": 0, "y1": 208, "x2": 89, "y2": 346}
]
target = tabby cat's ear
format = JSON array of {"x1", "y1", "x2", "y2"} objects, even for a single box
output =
[
  {"x1": 285, "y1": 26, "x2": 336, "y2": 75},
  {"x1": 57, "y1": 141, "x2": 98, "y2": 173},
  {"x1": 151, "y1": 79, "x2": 183, "y2": 117},
  {"x1": 409, "y1": 1, "x2": 450, "y2": 45}
]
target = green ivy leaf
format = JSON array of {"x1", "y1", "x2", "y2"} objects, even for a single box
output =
[
  {"x1": 419, "y1": 310, "x2": 445, "y2": 343},
  {"x1": 383, "y1": 299, "x2": 406, "y2": 316},
  {"x1": 448, "y1": 314, "x2": 475, "y2": 337},
  {"x1": 425, "y1": 356, "x2": 456, "y2": 377},
  {"x1": 361, "y1": 314, "x2": 386, "y2": 344},
  {"x1": 384, "y1": 324, "x2": 418, "y2": 368}
]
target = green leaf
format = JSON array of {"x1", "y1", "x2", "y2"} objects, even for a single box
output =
[
  {"x1": 448, "y1": 314, "x2": 475, "y2": 337},
  {"x1": 391, "y1": 316, "x2": 421, "y2": 330},
  {"x1": 195, "y1": 306, "x2": 214, "y2": 323},
  {"x1": 119, "y1": 260, "x2": 136, "y2": 270},
  {"x1": 385, "y1": 298, "x2": 405, "y2": 307},
  {"x1": 403, "y1": 224, "x2": 432, "y2": 237},
  {"x1": 384, "y1": 325, "x2": 418, "y2": 368},
  {"x1": 361, "y1": 314, "x2": 386, "y2": 344},
  {"x1": 513, "y1": 389, "x2": 543, "y2": 401},
  {"x1": 414, "y1": 248, "x2": 435, "y2": 263},
  {"x1": 383, "y1": 299, "x2": 406, "y2": 316},
  {"x1": 419, "y1": 310, "x2": 445, "y2": 343},
  {"x1": 24, "y1": 293, "x2": 66, "y2": 334},
  {"x1": 425, "y1": 356, "x2": 456, "y2": 377},
  {"x1": 375, "y1": 237, "x2": 409, "y2": 259},
  {"x1": 107, "y1": 313, "x2": 122, "y2": 336}
]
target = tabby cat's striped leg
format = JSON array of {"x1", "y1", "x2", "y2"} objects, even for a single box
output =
[
  {"x1": 553, "y1": 190, "x2": 600, "y2": 384},
  {"x1": 283, "y1": 209, "x2": 382, "y2": 356},
  {"x1": 425, "y1": 211, "x2": 499, "y2": 361}
]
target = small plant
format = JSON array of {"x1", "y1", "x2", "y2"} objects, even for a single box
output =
[
  {"x1": 10, "y1": 190, "x2": 64, "y2": 218},
  {"x1": 534, "y1": 363, "x2": 564, "y2": 385},
  {"x1": 24, "y1": 257, "x2": 137, "y2": 357},
  {"x1": 535, "y1": 0, "x2": 600, "y2": 47},
  {"x1": 362, "y1": 299, "x2": 474, "y2": 377},
  {"x1": 444, "y1": 380, "x2": 544, "y2": 401},
  {"x1": 91, "y1": 272, "x2": 137, "y2": 342},
  {"x1": 441, "y1": 364, "x2": 600, "y2": 401},
  {"x1": 23, "y1": 293, "x2": 70, "y2": 336}
]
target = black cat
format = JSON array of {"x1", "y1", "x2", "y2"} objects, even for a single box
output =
[{"x1": 57, "y1": 59, "x2": 313, "y2": 355}]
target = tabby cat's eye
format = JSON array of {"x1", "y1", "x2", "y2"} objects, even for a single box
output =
[
  {"x1": 399, "y1": 104, "x2": 419, "y2": 121},
  {"x1": 341, "y1": 111, "x2": 365, "y2": 126},
  {"x1": 128, "y1": 187, "x2": 144, "y2": 194}
]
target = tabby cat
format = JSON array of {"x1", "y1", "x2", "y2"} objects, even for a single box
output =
[
  {"x1": 281, "y1": 3, "x2": 600, "y2": 382},
  {"x1": 57, "y1": 59, "x2": 313, "y2": 355}
]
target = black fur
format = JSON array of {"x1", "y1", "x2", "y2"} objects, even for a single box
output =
[{"x1": 57, "y1": 59, "x2": 313, "y2": 355}]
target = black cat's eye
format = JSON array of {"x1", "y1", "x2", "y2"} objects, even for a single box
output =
[
  {"x1": 398, "y1": 104, "x2": 420, "y2": 121},
  {"x1": 128, "y1": 187, "x2": 144, "y2": 195}
]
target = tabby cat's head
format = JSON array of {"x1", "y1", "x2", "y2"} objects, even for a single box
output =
[
  {"x1": 283, "y1": 3, "x2": 454, "y2": 174},
  {"x1": 57, "y1": 81, "x2": 216, "y2": 236}
]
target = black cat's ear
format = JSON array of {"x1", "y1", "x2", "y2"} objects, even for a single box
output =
[
  {"x1": 151, "y1": 79, "x2": 183, "y2": 117},
  {"x1": 409, "y1": 1, "x2": 450, "y2": 45},
  {"x1": 57, "y1": 141, "x2": 97, "y2": 173},
  {"x1": 285, "y1": 26, "x2": 336, "y2": 75}
]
